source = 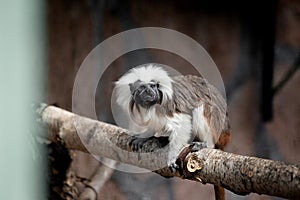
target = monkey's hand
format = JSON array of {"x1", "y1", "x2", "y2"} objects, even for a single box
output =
[
  {"x1": 130, "y1": 130, "x2": 156, "y2": 151},
  {"x1": 130, "y1": 137, "x2": 149, "y2": 151}
]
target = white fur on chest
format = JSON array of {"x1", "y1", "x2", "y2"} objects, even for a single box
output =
[
  {"x1": 132, "y1": 106, "x2": 192, "y2": 137},
  {"x1": 129, "y1": 103, "x2": 214, "y2": 148}
]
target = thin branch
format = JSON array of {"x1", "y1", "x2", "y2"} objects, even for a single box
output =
[
  {"x1": 273, "y1": 54, "x2": 300, "y2": 96},
  {"x1": 78, "y1": 159, "x2": 117, "y2": 200},
  {"x1": 35, "y1": 104, "x2": 300, "y2": 199}
]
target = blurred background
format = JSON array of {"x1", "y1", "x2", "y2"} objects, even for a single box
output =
[{"x1": 1, "y1": 0, "x2": 300, "y2": 199}]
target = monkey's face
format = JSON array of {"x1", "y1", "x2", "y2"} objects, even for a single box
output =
[{"x1": 129, "y1": 80, "x2": 162, "y2": 109}]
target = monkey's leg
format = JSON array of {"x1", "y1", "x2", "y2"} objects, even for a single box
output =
[
  {"x1": 166, "y1": 114, "x2": 193, "y2": 171},
  {"x1": 167, "y1": 130, "x2": 193, "y2": 171}
]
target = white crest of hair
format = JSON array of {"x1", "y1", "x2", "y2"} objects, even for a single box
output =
[{"x1": 114, "y1": 64, "x2": 174, "y2": 111}]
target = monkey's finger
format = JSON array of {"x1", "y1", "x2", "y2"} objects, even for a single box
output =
[{"x1": 130, "y1": 137, "x2": 148, "y2": 151}]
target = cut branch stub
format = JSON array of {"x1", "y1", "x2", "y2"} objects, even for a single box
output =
[
  {"x1": 184, "y1": 149, "x2": 300, "y2": 198},
  {"x1": 187, "y1": 154, "x2": 203, "y2": 173}
]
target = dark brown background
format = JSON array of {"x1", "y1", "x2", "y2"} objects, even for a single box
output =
[{"x1": 47, "y1": 0, "x2": 300, "y2": 199}]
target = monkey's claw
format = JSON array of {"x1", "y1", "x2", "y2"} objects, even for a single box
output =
[
  {"x1": 167, "y1": 156, "x2": 180, "y2": 173},
  {"x1": 131, "y1": 137, "x2": 148, "y2": 151},
  {"x1": 168, "y1": 162, "x2": 179, "y2": 173}
]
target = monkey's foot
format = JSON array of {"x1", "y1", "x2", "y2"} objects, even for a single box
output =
[
  {"x1": 130, "y1": 137, "x2": 149, "y2": 151},
  {"x1": 167, "y1": 153, "x2": 181, "y2": 173},
  {"x1": 191, "y1": 141, "x2": 207, "y2": 152},
  {"x1": 168, "y1": 160, "x2": 180, "y2": 173}
]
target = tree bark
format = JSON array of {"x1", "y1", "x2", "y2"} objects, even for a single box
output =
[
  {"x1": 184, "y1": 149, "x2": 300, "y2": 199},
  {"x1": 35, "y1": 104, "x2": 300, "y2": 199}
]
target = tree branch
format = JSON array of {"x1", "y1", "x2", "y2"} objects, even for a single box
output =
[
  {"x1": 273, "y1": 53, "x2": 300, "y2": 96},
  {"x1": 78, "y1": 159, "x2": 117, "y2": 200},
  {"x1": 184, "y1": 149, "x2": 299, "y2": 198},
  {"x1": 35, "y1": 104, "x2": 300, "y2": 199}
]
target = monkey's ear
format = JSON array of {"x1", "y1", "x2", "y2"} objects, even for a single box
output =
[
  {"x1": 129, "y1": 80, "x2": 142, "y2": 94},
  {"x1": 129, "y1": 83, "x2": 138, "y2": 94},
  {"x1": 129, "y1": 83, "x2": 134, "y2": 94}
]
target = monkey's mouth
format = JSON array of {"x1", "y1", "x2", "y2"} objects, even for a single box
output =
[
  {"x1": 140, "y1": 94, "x2": 157, "y2": 107},
  {"x1": 142, "y1": 92, "x2": 156, "y2": 101}
]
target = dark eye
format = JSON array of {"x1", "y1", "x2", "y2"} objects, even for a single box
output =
[
  {"x1": 150, "y1": 83, "x2": 156, "y2": 88},
  {"x1": 156, "y1": 83, "x2": 159, "y2": 88},
  {"x1": 140, "y1": 85, "x2": 146, "y2": 90}
]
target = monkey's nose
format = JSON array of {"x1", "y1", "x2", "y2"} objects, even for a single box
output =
[
  {"x1": 142, "y1": 90, "x2": 155, "y2": 101},
  {"x1": 146, "y1": 88, "x2": 153, "y2": 95}
]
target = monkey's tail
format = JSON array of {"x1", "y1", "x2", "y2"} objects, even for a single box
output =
[
  {"x1": 214, "y1": 130, "x2": 230, "y2": 200},
  {"x1": 214, "y1": 185, "x2": 225, "y2": 200}
]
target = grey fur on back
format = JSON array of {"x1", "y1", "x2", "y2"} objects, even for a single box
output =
[{"x1": 158, "y1": 75, "x2": 229, "y2": 139}]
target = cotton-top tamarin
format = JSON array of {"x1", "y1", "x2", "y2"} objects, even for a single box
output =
[{"x1": 114, "y1": 64, "x2": 230, "y2": 170}]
